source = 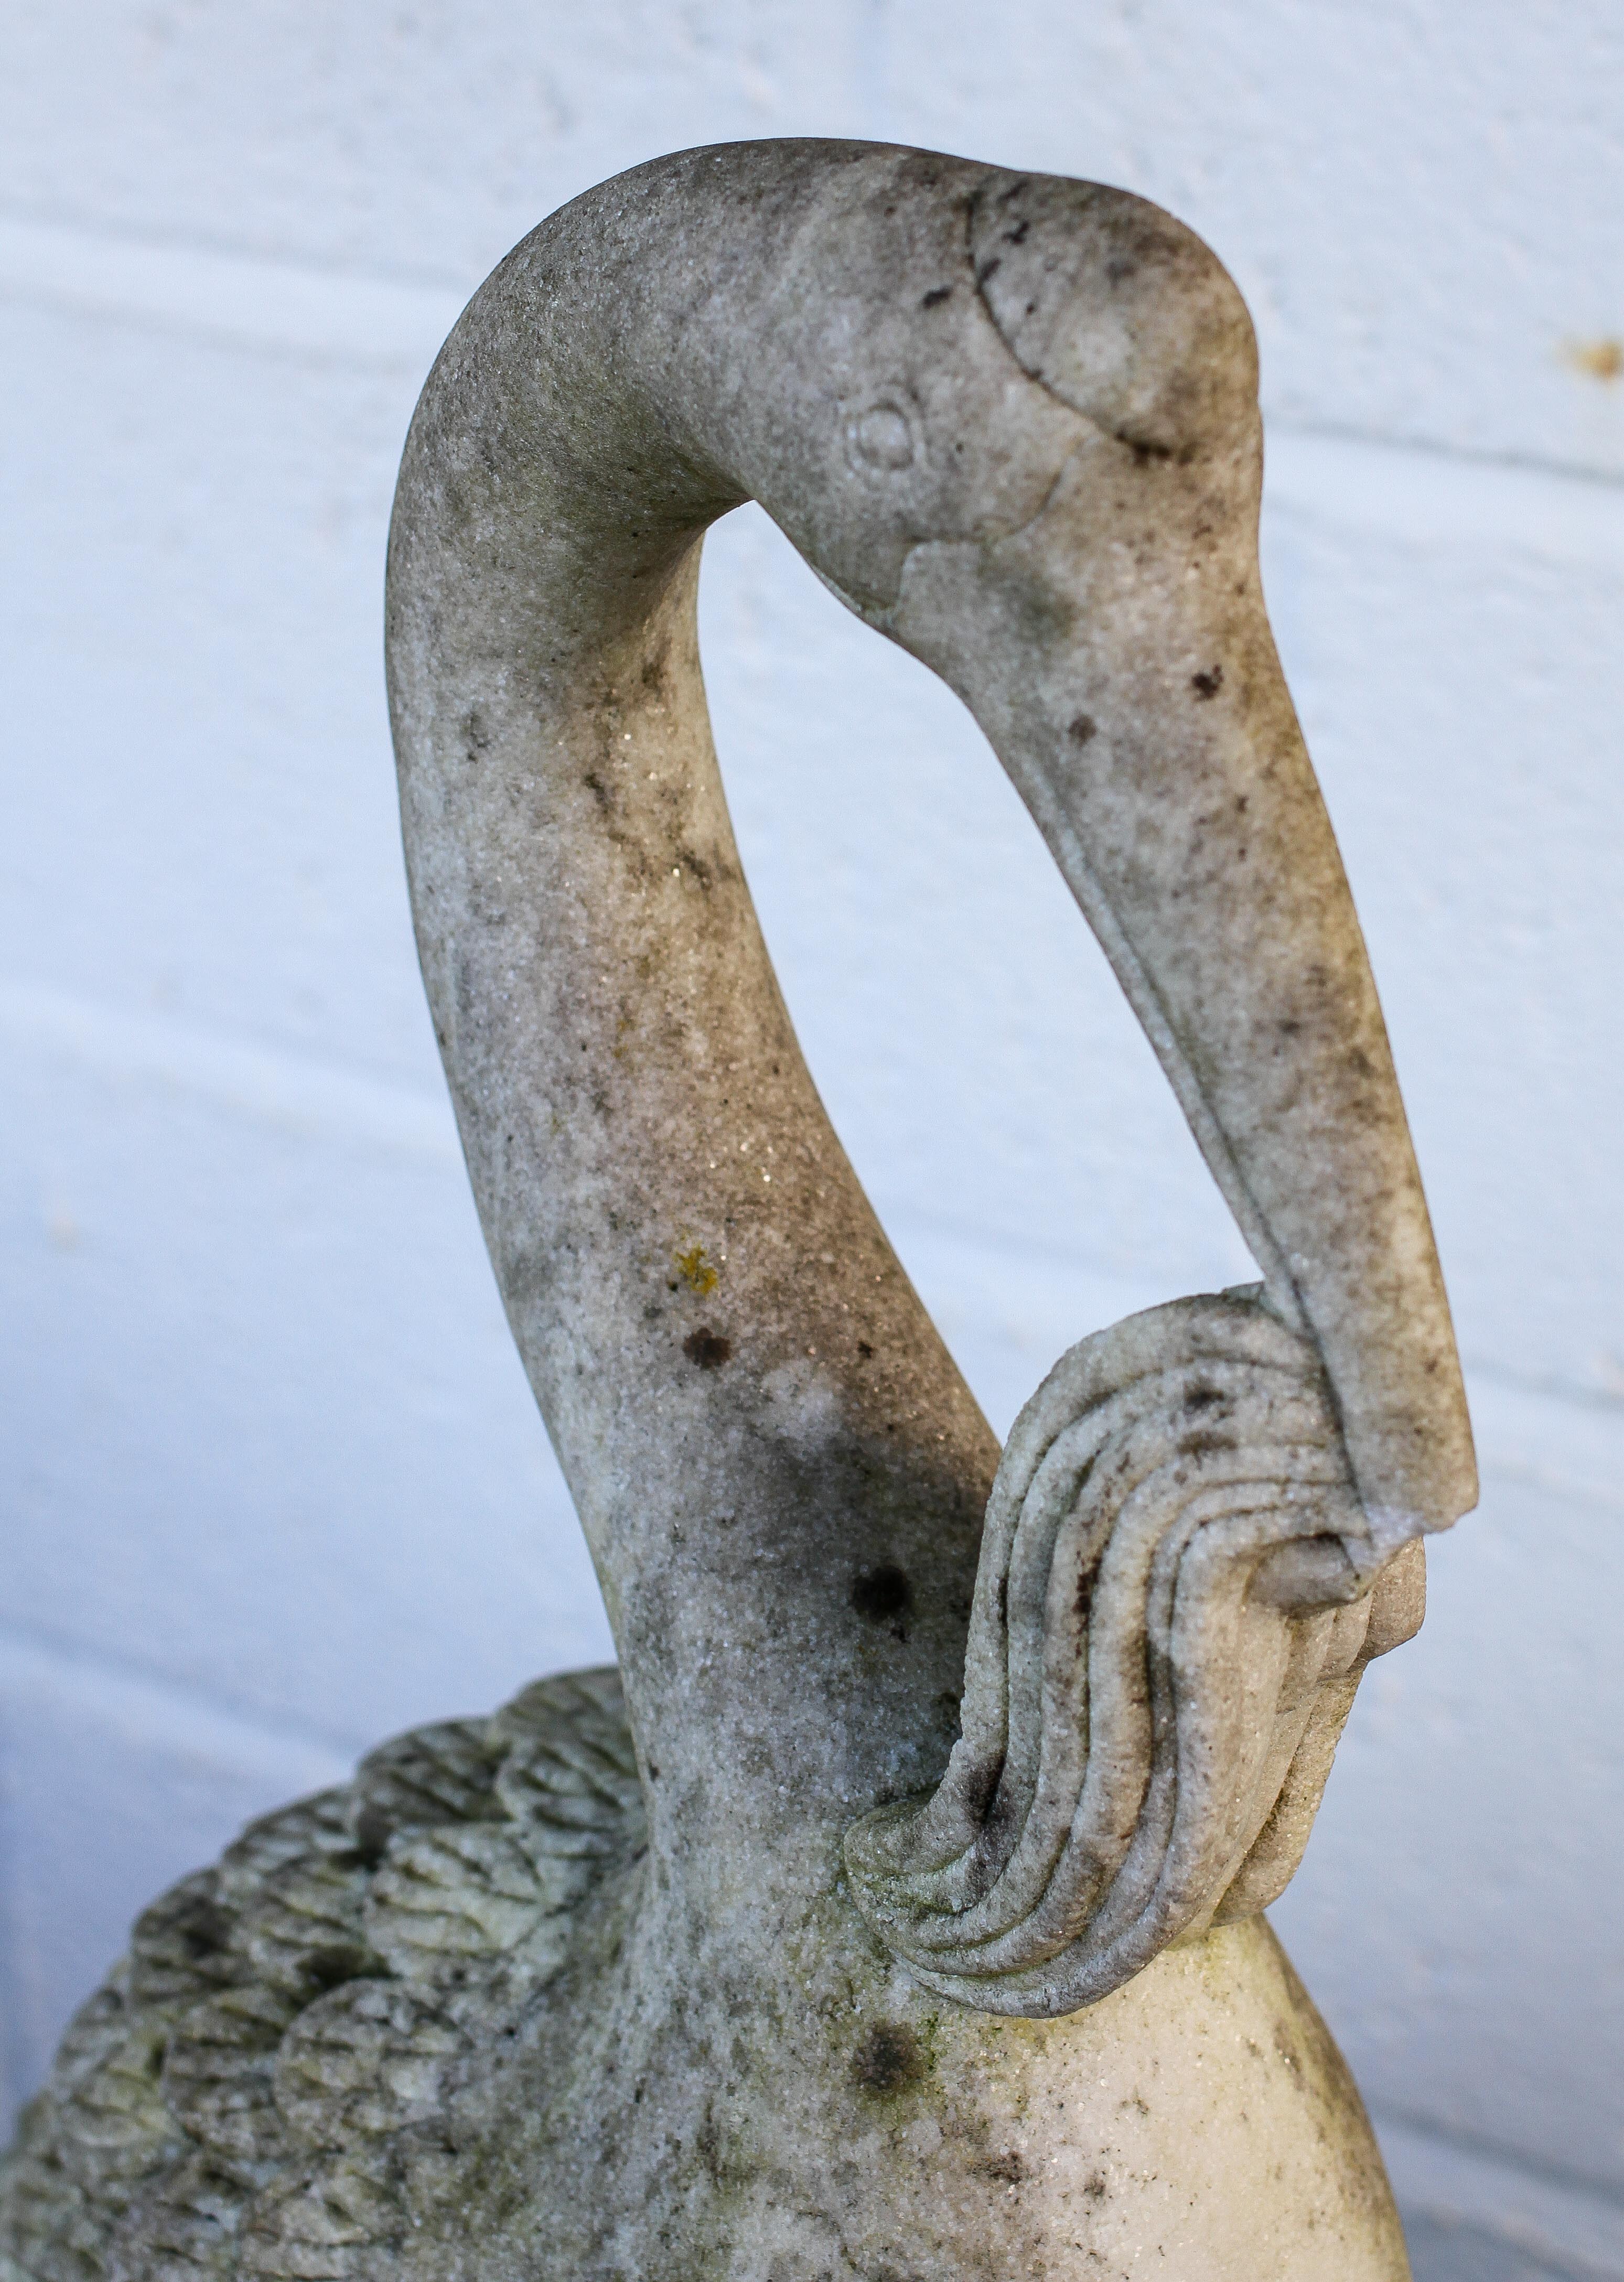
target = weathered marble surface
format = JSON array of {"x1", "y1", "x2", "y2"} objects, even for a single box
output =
[{"x1": 1, "y1": 141, "x2": 1476, "y2": 2278}]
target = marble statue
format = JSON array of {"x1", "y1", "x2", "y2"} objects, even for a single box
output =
[{"x1": 0, "y1": 141, "x2": 1477, "y2": 2281}]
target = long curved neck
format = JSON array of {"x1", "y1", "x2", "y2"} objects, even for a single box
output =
[
  {"x1": 386, "y1": 176, "x2": 996, "y2": 1864},
  {"x1": 387, "y1": 137, "x2": 1476, "y2": 1879}
]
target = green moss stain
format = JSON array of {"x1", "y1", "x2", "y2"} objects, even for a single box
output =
[{"x1": 674, "y1": 1242, "x2": 719, "y2": 1296}]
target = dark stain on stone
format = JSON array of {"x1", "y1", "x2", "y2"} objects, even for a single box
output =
[
  {"x1": 1191, "y1": 664, "x2": 1224, "y2": 699},
  {"x1": 1067, "y1": 712, "x2": 1097, "y2": 746},
  {"x1": 1084, "y1": 2171, "x2": 1110, "y2": 2202},
  {"x1": 857, "y1": 1339, "x2": 875, "y2": 1360},
  {"x1": 963, "y1": 1751, "x2": 1005, "y2": 1828},
  {"x1": 1118, "y1": 430, "x2": 1176, "y2": 465},
  {"x1": 350, "y1": 1807, "x2": 394, "y2": 1865},
  {"x1": 134, "y1": 1882, "x2": 233, "y2": 1982},
  {"x1": 1179, "y1": 1429, "x2": 1237, "y2": 1460},
  {"x1": 462, "y1": 704, "x2": 491, "y2": 762},
  {"x1": 851, "y1": 2021, "x2": 924, "y2": 2095},
  {"x1": 301, "y1": 1944, "x2": 373, "y2": 1995},
  {"x1": 921, "y1": 285, "x2": 953, "y2": 308},
  {"x1": 851, "y1": 1562, "x2": 912, "y2": 1624},
  {"x1": 683, "y1": 1328, "x2": 732, "y2": 1370},
  {"x1": 1184, "y1": 1380, "x2": 1224, "y2": 1412},
  {"x1": 583, "y1": 769, "x2": 610, "y2": 809},
  {"x1": 982, "y1": 2149, "x2": 1027, "y2": 2184},
  {"x1": 696, "y1": 2102, "x2": 725, "y2": 2187}
]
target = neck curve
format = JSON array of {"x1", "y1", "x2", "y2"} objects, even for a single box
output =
[
  {"x1": 388, "y1": 149, "x2": 1003, "y2": 1869},
  {"x1": 385, "y1": 139, "x2": 1476, "y2": 1885}
]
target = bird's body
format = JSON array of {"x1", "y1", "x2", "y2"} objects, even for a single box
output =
[
  {"x1": 1, "y1": 1667, "x2": 1406, "y2": 2281},
  {"x1": 2, "y1": 140, "x2": 1476, "y2": 2278}
]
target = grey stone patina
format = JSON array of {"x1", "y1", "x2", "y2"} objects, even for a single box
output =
[{"x1": 0, "y1": 142, "x2": 1477, "y2": 2279}]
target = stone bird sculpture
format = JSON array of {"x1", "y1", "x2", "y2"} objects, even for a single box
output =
[{"x1": 1, "y1": 141, "x2": 1477, "y2": 2281}]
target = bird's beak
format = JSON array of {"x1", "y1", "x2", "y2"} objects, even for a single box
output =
[
  {"x1": 879, "y1": 404, "x2": 1475, "y2": 1552},
  {"x1": 683, "y1": 161, "x2": 1474, "y2": 1556}
]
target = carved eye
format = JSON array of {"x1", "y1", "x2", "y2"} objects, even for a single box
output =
[{"x1": 845, "y1": 400, "x2": 917, "y2": 473}]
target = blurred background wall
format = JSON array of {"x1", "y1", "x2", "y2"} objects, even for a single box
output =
[{"x1": 1, "y1": 6, "x2": 1620, "y2": 2275}]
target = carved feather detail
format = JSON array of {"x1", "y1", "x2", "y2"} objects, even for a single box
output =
[
  {"x1": 844, "y1": 1292, "x2": 1424, "y2": 2016},
  {"x1": 0, "y1": 1670, "x2": 643, "y2": 2282}
]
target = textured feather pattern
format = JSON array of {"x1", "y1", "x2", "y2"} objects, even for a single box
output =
[
  {"x1": 0, "y1": 1669, "x2": 645, "y2": 2282},
  {"x1": 844, "y1": 1294, "x2": 1426, "y2": 2016}
]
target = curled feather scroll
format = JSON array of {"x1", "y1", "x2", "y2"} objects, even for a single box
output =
[{"x1": 844, "y1": 1291, "x2": 1424, "y2": 2016}]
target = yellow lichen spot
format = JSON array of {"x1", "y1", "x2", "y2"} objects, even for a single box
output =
[
  {"x1": 674, "y1": 1242, "x2": 719, "y2": 1296},
  {"x1": 1563, "y1": 336, "x2": 1623, "y2": 383}
]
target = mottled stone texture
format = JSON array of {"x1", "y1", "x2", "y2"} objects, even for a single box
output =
[{"x1": 2, "y1": 142, "x2": 1478, "y2": 2276}]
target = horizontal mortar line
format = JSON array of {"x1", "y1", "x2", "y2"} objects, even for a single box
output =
[
  {"x1": 1456, "y1": 1365, "x2": 1624, "y2": 1516},
  {"x1": 875, "y1": 1189, "x2": 1177, "y2": 1305},
  {"x1": 1465, "y1": 1351, "x2": 1624, "y2": 1420},
  {"x1": 2, "y1": 207, "x2": 1622, "y2": 549},
  {"x1": 1382, "y1": 2104, "x2": 1624, "y2": 2221},
  {"x1": 1270, "y1": 416, "x2": 1624, "y2": 500},
  {"x1": 1263, "y1": 426, "x2": 1624, "y2": 567},
  {"x1": 1372, "y1": 2104, "x2": 1624, "y2": 2278},
  {"x1": 0, "y1": 1613, "x2": 359, "y2": 1787},
  {"x1": 0, "y1": 208, "x2": 469, "y2": 368},
  {"x1": 7, "y1": 974, "x2": 1622, "y2": 1468},
  {"x1": 1464, "y1": 1447, "x2": 1624, "y2": 1521},
  {"x1": 0, "y1": 977, "x2": 461, "y2": 1161},
  {"x1": 879, "y1": 1199, "x2": 1624, "y2": 1490}
]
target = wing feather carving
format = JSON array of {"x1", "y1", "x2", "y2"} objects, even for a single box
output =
[{"x1": 845, "y1": 1292, "x2": 1423, "y2": 2014}]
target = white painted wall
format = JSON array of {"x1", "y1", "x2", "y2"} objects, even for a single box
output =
[{"x1": 2, "y1": 7, "x2": 1620, "y2": 2274}]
